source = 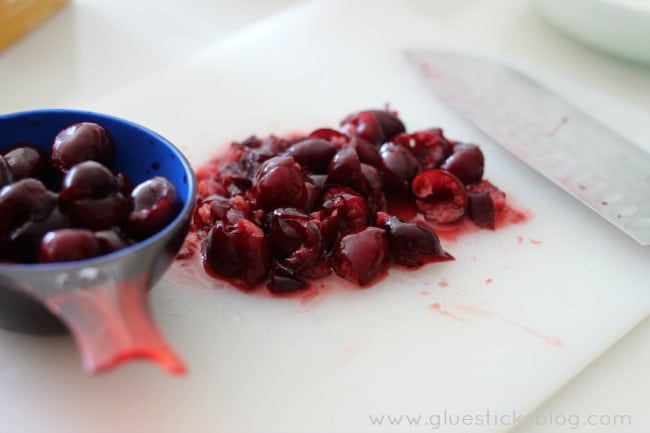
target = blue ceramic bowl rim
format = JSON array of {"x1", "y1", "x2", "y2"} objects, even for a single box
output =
[{"x1": 0, "y1": 108, "x2": 197, "y2": 272}]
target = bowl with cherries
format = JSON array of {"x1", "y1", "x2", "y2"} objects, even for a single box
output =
[{"x1": 0, "y1": 109, "x2": 196, "y2": 375}]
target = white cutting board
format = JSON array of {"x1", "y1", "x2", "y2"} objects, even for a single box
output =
[{"x1": 1, "y1": 1, "x2": 650, "y2": 433}]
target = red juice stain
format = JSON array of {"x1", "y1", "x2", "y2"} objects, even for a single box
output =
[
  {"x1": 429, "y1": 303, "x2": 465, "y2": 321},
  {"x1": 421, "y1": 291, "x2": 430, "y2": 296},
  {"x1": 528, "y1": 238, "x2": 542, "y2": 245},
  {"x1": 438, "y1": 278, "x2": 449, "y2": 288},
  {"x1": 485, "y1": 278, "x2": 493, "y2": 285},
  {"x1": 453, "y1": 304, "x2": 492, "y2": 316},
  {"x1": 500, "y1": 317, "x2": 564, "y2": 348},
  {"x1": 516, "y1": 236, "x2": 524, "y2": 245}
]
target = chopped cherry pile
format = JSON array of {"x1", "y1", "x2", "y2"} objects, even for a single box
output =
[
  {"x1": 0, "y1": 122, "x2": 181, "y2": 264},
  {"x1": 187, "y1": 108, "x2": 509, "y2": 293}
]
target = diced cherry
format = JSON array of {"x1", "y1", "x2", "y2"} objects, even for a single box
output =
[
  {"x1": 379, "y1": 142, "x2": 418, "y2": 194},
  {"x1": 376, "y1": 212, "x2": 453, "y2": 267},
  {"x1": 267, "y1": 264, "x2": 308, "y2": 293},
  {"x1": 340, "y1": 110, "x2": 405, "y2": 145},
  {"x1": 204, "y1": 218, "x2": 271, "y2": 287},
  {"x1": 467, "y1": 180, "x2": 506, "y2": 211},
  {"x1": 466, "y1": 191, "x2": 495, "y2": 229},
  {"x1": 392, "y1": 128, "x2": 453, "y2": 171},
  {"x1": 38, "y1": 229, "x2": 101, "y2": 263},
  {"x1": 308, "y1": 128, "x2": 350, "y2": 147},
  {"x1": 320, "y1": 186, "x2": 369, "y2": 234},
  {"x1": 127, "y1": 176, "x2": 180, "y2": 239},
  {"x1": 286, "y1": 138, "x2": 336, "y2": 173},
  {"x1": 51, "y1": 122, "x2": 115, "y2": 173},
  {"x1": 411, "y1": 169, "x2": 467, "y2": 224},
  {"x1": 360, "y1": 163, "x2": 386, "y2": 214},
  {"x1": 350, "y1": 137, "x2": 383, "y2": 169},
  {"x1": 58, "y1": 161, "x2": 129, "y2": 231},
  {"x1": 252, "y1": 156, "x2": 306, "y2": 212},
  {"x1": 440, "y1": 143, "x2": 484, "y2": 185},
  {"x1": 326, "y1": 146, "x2": 364, "y2": 193},
  {"x1": 204, "y1": 221, "x2": 243, "y2": 278},
  {"x1": 2, "y1": 144, "x2": 49, "y2": 181},
  {"x1": 333, "y1": 227, "x2": 388, "y2": 286}
]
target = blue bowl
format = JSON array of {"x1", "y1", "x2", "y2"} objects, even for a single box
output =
[{"x1": 0, "y1": 109, "x2": 197, "y2": 374}]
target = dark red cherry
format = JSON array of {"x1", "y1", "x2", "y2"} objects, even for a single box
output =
[
  {"x1": 266, "y1": 207, "x2": 325, "y2": 277},
  {"x1": 286, "y1": 138, "x2": 336, "y2": 173},
  {"x1": 308, "y1": 128, "x2": 350, "y2": 148},
  {"x1": 333, "y1": 227, "x2": 388, "y2": 286},
  {"x1": 95, "y1": 228, "x2": 132, "y2": 254},
  {"x1": 204, "y1": 221, "x2": 243, "y2": 278},
  {"x1": 440, "y1": 143, "x2": 484, "y2": 185},
  {"x1": 127, "y1": 176, "x2": 180, "y2": 240},
  {"x1": 252, "y1": 156, "x2": 306, "y2": 212},
  {"x1": 38, "y1": 229, "x2": 101, "y2": 263},
  {"x1": 58, "y1": 161, "x2": 129, "y2": 231},
  {"x1": 349, "y1": 136, "x2": 383, "y2": 168},
  {"x1": 411, "y1": 169, "x2": 467, "y2": 224},
  {"x1": 379, "y1": 142, "x2": 418, "y2": 194},
  {"x1": 0, "y1": 178, "x2": 57, "y2": 235},
  {"x1": 326, "y1": 146, "x2": 364, "y2": 193},
  {"x1": 2, "y1": 144, "x2": 49, "y2": 181},
  {"x1": 320, "y1": 186, "x2": 369, "y2": 234},
  {"x1": 204, "y1": 219, "x2": 271, "y2": 287},
  {"x1": 376, "y1": 212, "x2": 453, "y2": 267},
  {"x1": 0, "y1": 155, "x2": 13, "y2": 188},
  {"x1": 466, "y1": 191, "x2": 495, "y2": 229},
  {"x1": 3, "y1": 207, "x2": 70, "y2": 263},
  {"x1": 392, "y1": 129, "x2": 453, "y2": 171},
  {"x1": 51, "y1": 122, "x2": 115, "y2": 172},
  {"x1": 467, "y1": 180, "x2": 506, "y2": 211},
  {"x1": 267, "y1": 264, "x2": 308, "y2": 293},
  {"x1": 340, "y1": 110, "x2": 405, "y2": 145}
]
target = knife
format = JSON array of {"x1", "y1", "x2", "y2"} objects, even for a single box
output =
[{"x1": 404, "y1": 50, "x2": 650, "y2": 246}]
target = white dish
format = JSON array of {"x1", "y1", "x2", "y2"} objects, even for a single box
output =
[{"x1": 532, "y1": 0, "x2": 650, "y2": 64}]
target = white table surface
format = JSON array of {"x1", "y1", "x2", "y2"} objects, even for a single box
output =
[{"x1": 1, "y1": 1, "x2": 649, "y2": 432}]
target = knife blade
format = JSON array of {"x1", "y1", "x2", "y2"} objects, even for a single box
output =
[{"x1": 404, "y1": 50, "x2": 650, "y2": 246}]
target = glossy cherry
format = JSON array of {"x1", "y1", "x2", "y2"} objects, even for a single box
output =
[
  {"x1": 38, "y1": 229, "x2": 102, "y2": 263},
  {"x1": 440, "y1": 143, "x2": 484, "y2": 185},
  {"x1": 58, "y1": 161, "x2": 129, "y2": 231},
  {"x1": 376, "y1": 212, "x2": 453, "y2": 266},
  {"x1": 333, "y1": 226, "x2": 388, "y2": 286},
  {"x1": 128, "y1": 176, "x2": 180, "y2": 240},
  {"x1": 2, "y1": 144, "x2": 49, "y2": 181},
  {"x1": 252, "y1": 156, "x2": 306, "y2": 212},
  {"x1": 51, "y1": 122, "x2": 115, "y2": 172}
]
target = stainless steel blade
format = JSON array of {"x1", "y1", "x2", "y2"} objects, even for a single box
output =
[{"x1": 404, "y1": 50, "x2": 650, "y2": 246}]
